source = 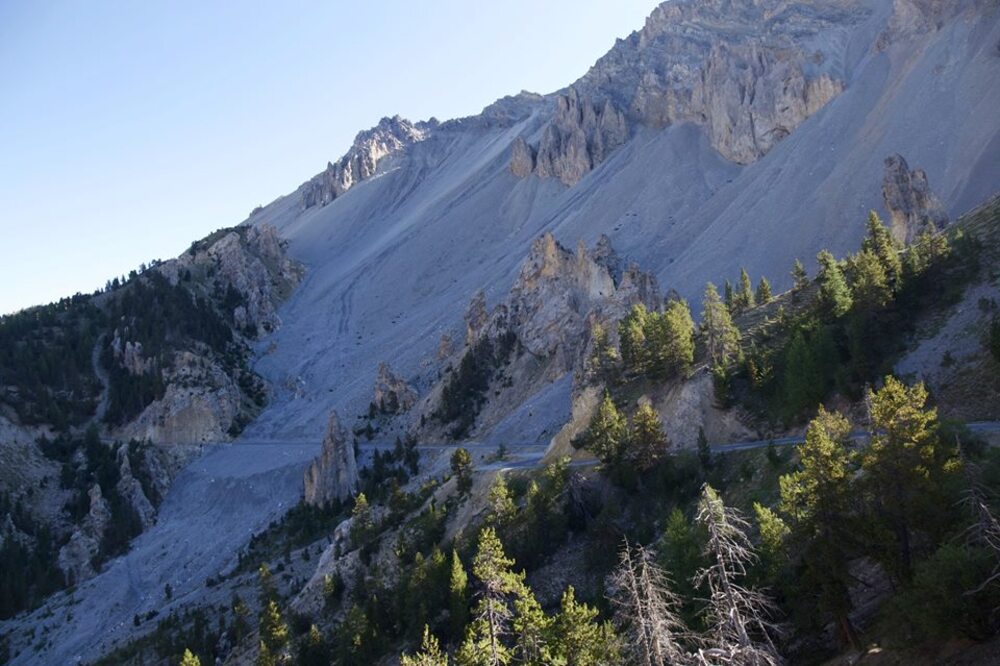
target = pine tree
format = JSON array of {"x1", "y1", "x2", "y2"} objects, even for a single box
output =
[
  {"x1": 350, "y1": 492, "x2": 374, "y2": 545},
  {"x1": 697, "y1": 427, "x2": 713, "y2": 471},
  {"x1": 551, "y1": 586, "x2": 620, "y2": 665},
  {"x1": 450, "y1": 550, "x2": 470, "y2": 641},
  {"x1": 650, "y1": 299, "x2": 695, "y2": 378},
  {"x1": 298, "y1": 624, "x2": 331, "y2": 666},
  {"x1": 782, "y1": 331, "x2": 823, "y2": 416},
  {"x1": 755, "y1": 277, "x2": 773, "y2": 304},
  {"x1": 816, "y1": 250, "x2": 853, "y2": 320},
  {"x1": 586, "y1": 322, "x2": 620, "y2": 384},
  {"x1": 258, "y1": 564, "x2": 276, "y2": 605},
  {"x1": 451, "y1": 448, "x2": 474, "y2": 495},
  {"x1": 256, "y1": 641, "x2": 276, "y2": 666},
  {"x1": 618, "y1": 304, "x2": 651, "y2": 375},
  {"x1": 456, "y1": 528, "x2": 522, "y2": 666},
  {"x1": 723, "y1": 280, "x2": 735, "y2": 312},
  {"x1": 179, "y1": 649, "x2": 201, "y2": 666},
  {"x1": 487, "y1": 474, "x2": 516, "y2": 528},
  {"x1": 777, "y1": 407, "x2": 859, "y2": 648},
  {"x1": 701, "y1": 283, "x2": 740, "y2": 366},
  {"x1": 861, "y1": 377, "x2": 959, "y2": 583},
  {"x1": 734, "y1": 268, "x2": 755, "y2": 312},
  {"x1": 511, "y1": 585, "x2": 552, "y2": 666},
  {"x1": 630, "y1": 403, "x2": 668, "y2": 472},
  {"x1": 259, "y1": 599, "x2": 289, "y2": 653},
  {"x1": 402, "y1": 626, "x2": 449, "y2": 666},
  {"x1": 792, "y1": 259, "x2": 809, "y2": 291},
  {"x1": 584, "y1": 392, "x2": 629, "y2": 465},
  {"x1": 752, "y1": 503, "x2": 789, "y2": 584},
  {"x1": 861, "y1": 211, "x2": 902, "y2": 289},
  {"x1": 845, "y1": 249, "x2": 891, "y2": 311}
]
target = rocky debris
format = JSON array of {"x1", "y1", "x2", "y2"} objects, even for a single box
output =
[
  {"x1": 303, "y1": 411, "x2": 358, "y2": 506},
  {"x1": 57, "y1": 483, "x2": 111, "y2": 585},
  {"x1": 299, "y1": 116, "x2": 433, "y2": 210},
  {"x1": 510, "y1": 0, "x2": 866, "y2": 181},
  {"x1": 437, "y1": 334, "x2": 454, "y2": 361},
  {"x1": 517, "y1": 89, "x2": 629, "y2": 185},
  {"x1": 372, "y1": 362, "x2": 417, "y2": 414},
  {"x1": 115, "y1": 447, "x2": 157, "y2": 529},
  {"x1": 882, "y1": 153, "x2": 949, "y2": 243}
]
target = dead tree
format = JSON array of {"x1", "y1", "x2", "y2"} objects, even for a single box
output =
[
  {"x1": 693, "y1": 485, "x2": 782, "y2": 666},
  {"x1": 608, "y1": 540, "x2": 691, "y2": 666}
]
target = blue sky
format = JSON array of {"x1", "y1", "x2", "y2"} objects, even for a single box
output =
[{"x1": 0, "y1": 0, "x2": 657, "y2": 314}]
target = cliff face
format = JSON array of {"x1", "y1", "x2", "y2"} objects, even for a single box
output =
[
  {"x1": 511, "y1": 0, "x2": 868, "y2": 183},
  {"x1": 303, "y1": 411, "x2": 358, "y2": 506},
  {"x1": 299, "y1": 116, "x2": 433, "y2": 210}
]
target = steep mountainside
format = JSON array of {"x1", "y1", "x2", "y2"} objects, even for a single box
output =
[{"x1": 245, "y1": 0, "x2": 1000, "y2": 443}]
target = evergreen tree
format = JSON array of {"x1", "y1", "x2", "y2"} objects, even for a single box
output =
[
  {"x1": 583, "y1": 392, "x2": 629, "y2": 465},
  {"x1": 511, "y1": 585, "x2": 552, "y2": 666},
  {"x1": 256, "y1": 641, "x2": 276, "y2": 666},
  {"x1": 451, "y1": 448, "x2": 474, "y2": 495},
  {"x1": 701, "y1": 283, "x2": 740, "y2": 366},
  {"x1": 258, "y1": 599, "x2": 289, "y2": 653},
  {"x1": 792, "y1": 259, "x2": 809, "y2": 291},
  {"x1": 756, "y1": 277, "x2": 773, "y2": 304},
  {"x1": 752, "y1": 503, "x2": 789, "y2": 584},
  {"x1": 179, "y1": 648, "x2": 201, "y2": 666},
  {"x1": 723, "y1": 280, "x2": 735, "y2": 312},
  {"x1": 618, "y1": 304, "x2": 651, "y2": 375},
  {"x1": 487, "y1": 474, "x2": 516, "y2": 528},
  {"x1": 586, "y1": 322, "x2": 620, "y2": 384},
  {"x1": 630, "y1": 403, "x2": 668, "y2": 472},
  {"x1": 816, "y1": 250, "x2": 853, "y2": 320},
  {"x1": 350, "y1": 492, "x2": 374, "y2": 545},
  {"x1": 734, "y1": 268, "x2": 755, "y2": 312},
  {"x1": 845, "y1": 249, "x2": 891, "y2": 311},
  {"x1": 781, "y1": 332, "x2": 823, "y2": 416},
  {"x1": 450, "y1": 549, "x2": 470, "y2": 641},
  {"x1": 861, "y1": 377, "x2": 960, "y2": 583},
  {"x1": 457, "y1": 528, "x2": 522, "y2": 666},
  {"x1": 697, "y1": 427, "x2": 713, "y2": 471},
  {"x1": 402, "y1": 626, "x2": 449, "y2": 666},
  {"x1": 551, "y1": 586, "x2": 620, "y2": 665},
  {"x1": 861, "y1": 211, "x2": 902, "y2": 289},
  {"x1": 650, "y1": 300, "x2": 695, "y2": 378},
  {"x1": 298, "y1": 624, "x2": 331, "y2": 666},
  {"x1": 258, "y1": 564, "x2": 276, "y2": 605},
  {"x1": 778, "y1": 407, "x2": 860, "y2": 648}
]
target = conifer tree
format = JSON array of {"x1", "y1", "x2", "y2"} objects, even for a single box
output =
[
  {"x1": 450, "y1": 550, "x2": 470, "y2": 641},
  {"x1": 861, "y1": 211, "x2": 902, "y2": 289},
  {"x1": 651, "y1": 299, "x2": 695, "y2": 378},
  {"x1": 724, "y1": 280, "x2": 735, "y2": 312},
  {"x1": 735, "y1": 268, "x2": 755, "y2": 312},
  {"x1": 697, "y1": 427, "x2": 713, "y2": 471},
  {"x1": 511, "y1": 585, "x2": 552, "y2": 666},
  {"x1": 456, "y1": 528, "x2": 523, "y2": 666},
  {"x1": 845, "y1": 249, "x2": 891, "y2": 311},
  {"x1": 586, "y1": 322, "x2": 620, "y2": 384},
  {"x1": 584, "y1": 392, "x2": 629, "y2": 465},
  {"x1": 756, "y1": 277, "x2": 773, "y2": 304},
  {"x1": 618, "y1": 304, "x2": 651, "y2": 375},
  {"x1": 861, "y1": 377, "x2": 959, "y2": 583},
  {"x1": 298, "y1": 624, "x2": 330, "y2": 666},
  {"x1": 402, "y1": 626, "x2": 449, "y2": 666},
  {"x1": 256, "y1": 641, "x2": 276, "y2": 666},
  {"x1": 487, "y1": 474, "x2": 516, "y2": 528},
  {"x1": 259, "y1": 599, "x2": 289, "y2": 653},
  {"x1": 701, "y1": 283, "x2": 740, "y2": 366},
  {"x1": 179, "y1": 649, "x2": 201, "y2": 666},
  {"x1": 451, "y1": 448, "x2": 474, "y2": 495},
  {"x1": 816, "y1": 250, "x2": 853, "y2": 319},
  {"x1": 792, "y1": 259, "x2": 809, "y2": 291},
  {"x1": 630, "y1": 403, "x2": 668, "y2": 472},
  {"x1": 778, "y1": 407, "x2": 860, "y2": 648},
  {"x1": 782, "y1": 331, "x2": 823, "y2": 416},
  {"x1": 551, "y1": 586, "x2": 620, "y2": 665},
  {"x1": 350, "y1": 492, "x2": 374, "y2": 545}
]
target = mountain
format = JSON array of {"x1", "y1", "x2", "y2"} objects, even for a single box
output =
[
  {"x1": 1, "y1": 0, "x2": 999, "y2": 663},
  {"x1": 244, "y1": 0, "x2": 1000, "y2": 443}
]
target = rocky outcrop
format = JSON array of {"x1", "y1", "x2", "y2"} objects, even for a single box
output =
[
  {"x1": 517, "y1": 89, "x2": 628, "y2": 185},
  {"x1": 876, "y1": 0, "x2": 990, "y2": 51},
  {"x1": 464, "y1": 290, "x2": 489, "y2": 345},
  {"x1": 299, "y1": 116, "x2": 433, "y2": 210},
  {"x1": 57, "y1": 484, "x2": 111, "y2": 585},
  {"x1": 303, "y1": 411, "x2": 358, "y2": 506},
  {"x1": 372, "y1": 362, "x2": 417, "y2": 414},
  {"x1": 882, "y1": 153, "x2": 949, "y2": 243},
  {"x1": 115, "y1": 447, "x2": 157, "y2": 529},
  {"x1": 513, "y1": 0, "x2": 866, "y2": 182}
]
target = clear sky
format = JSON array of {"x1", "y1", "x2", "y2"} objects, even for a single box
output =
[{"x1": 0, "y1": 0, "x2": 658, "y2": 315}]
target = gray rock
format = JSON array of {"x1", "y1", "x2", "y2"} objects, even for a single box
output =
[
  {"x1": 882, "y1": 153, "x2": 949, "y2": 243},
  {"x1": 372, "y1": 362, "x2": 417, "y2": 414},
  {"x1": 115, "y1": 447, "x2": 157, "y2": 529},
  {"x1": 57, "y1": 483, "x2": 111, "y2": 585},
  {"x1": 303, "y1": 411, "x2": 358, "y2": 506}
]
